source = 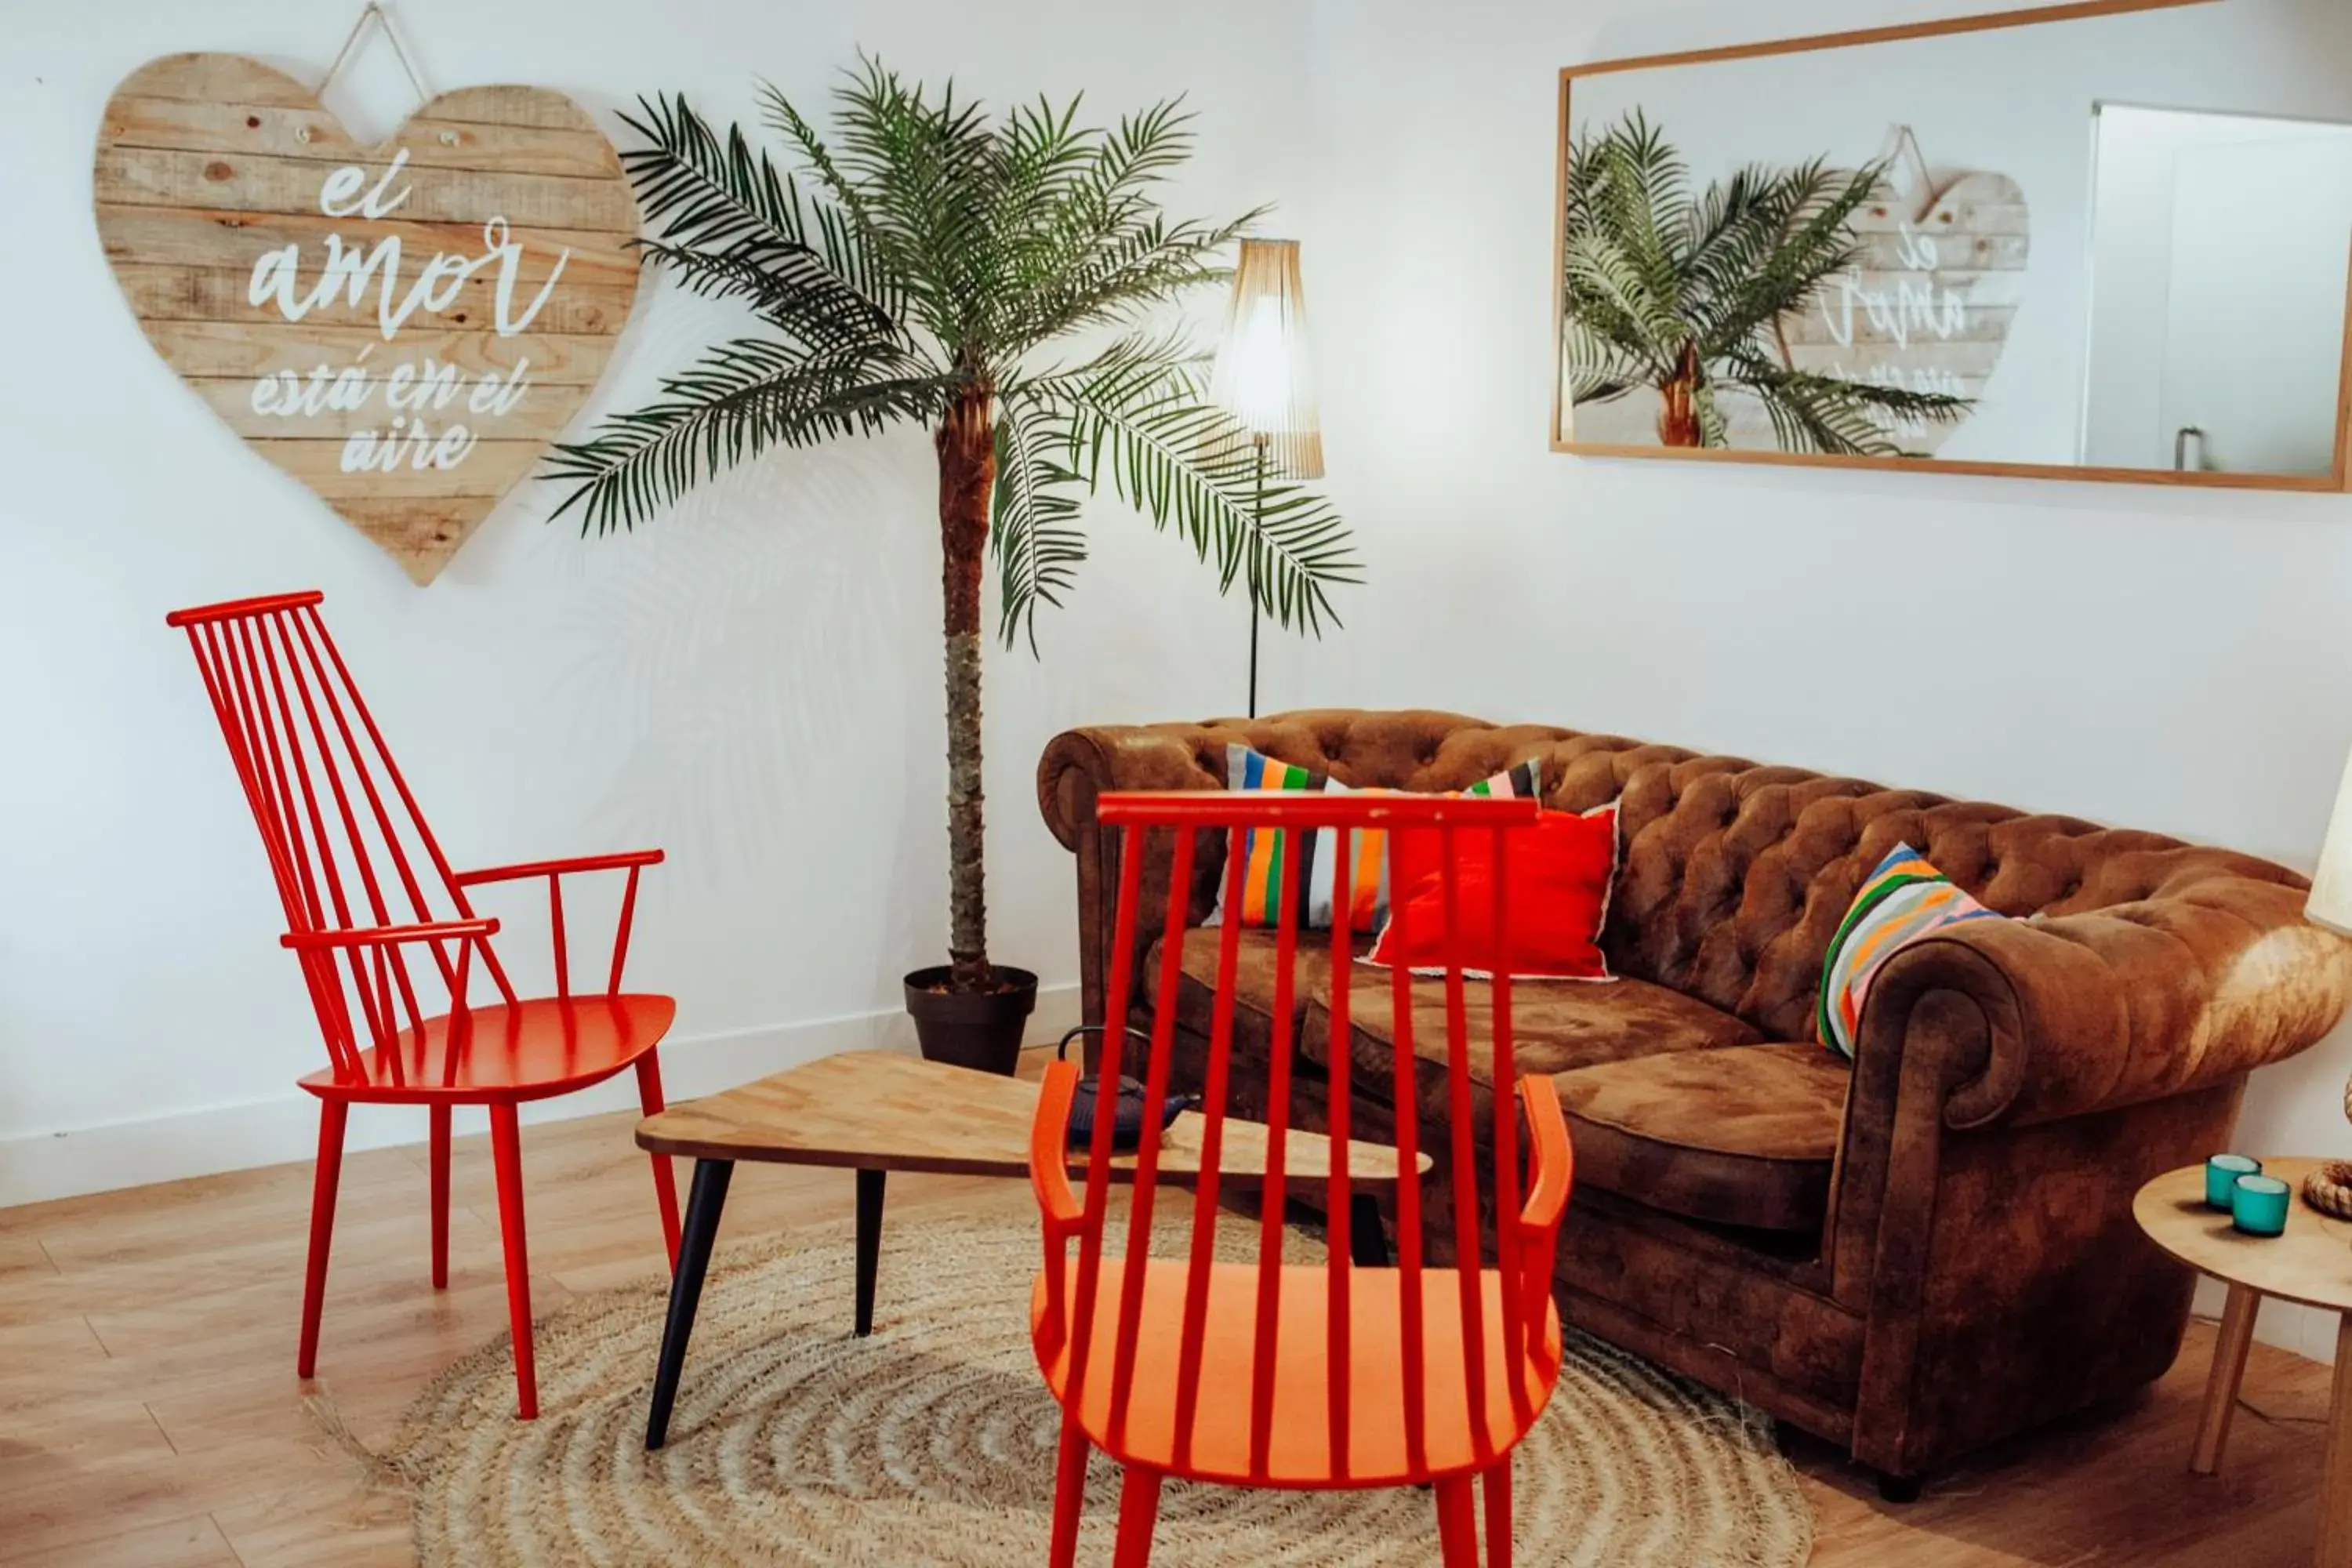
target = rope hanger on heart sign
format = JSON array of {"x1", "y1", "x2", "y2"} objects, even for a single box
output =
[
  {"x1": 1874, "y1": 123, "x2": 1943, "y2": 211},
  {"x1": 318, "y1": 3, "x2": 433, "y2": 112}
]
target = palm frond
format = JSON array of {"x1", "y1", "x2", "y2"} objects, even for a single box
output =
[
  {"x1": 1682, "y1": 159, "x2": 1834, "y2": 321},
  {"x1": 1699, "y1": 161, "x2": 1883, "y2": 354},
  {"x1": 1000, "y1": 210, "x2": 1251, "y2": 354},
  {"x1": 1561, "y1": 232, "x2": 1687, "y2": 370},
  {"x1": 619, "y1": 93, "x2": 905, "y2": 356},
  {"x1": 545, "y1": 339, "x2": 951, "y2": 532},
  {"x1": 818, "y1": 57, "x2": 1001, "y2": 350},
  {"x1": 1691, "y1": 379, "x2": 1731, "y2": 448},
  {"x1": 1719, "y1": 349, "x2": 1970, "y2": 457},
  {"x1": 1573, "y1": 112, "x2": 1691, "y2": 325},
  {"x1": 990, "y1": 392, "x2": 1089, "y2": 651},
  {"x1": 1560, "y1": 314, "x2": 1649, "y2": 405},
  {"x1": 1033, "y1": 349, "x2": 1358, "y2": 633}
]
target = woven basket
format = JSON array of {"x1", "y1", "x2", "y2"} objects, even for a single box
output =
[{"x1": 2303, "y1": 1160, "x2": 2352, "y2": 1221}]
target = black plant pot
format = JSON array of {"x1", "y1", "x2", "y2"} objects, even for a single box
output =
[{"x1": 903, "y1": 964, "x2": 1039, "y2": 1076}]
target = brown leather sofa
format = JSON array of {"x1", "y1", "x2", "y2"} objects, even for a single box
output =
[{"x1": 1036, "y1": 710, "x2": 2352, "y2": 1492}]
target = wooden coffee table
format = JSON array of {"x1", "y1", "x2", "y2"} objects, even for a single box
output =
[
  {"x1": 2135, "y1": 1157, "x2": 2352, "y2": 1567},
  {"x1": 633, "y1": 1049, "x2": 1425, "y2": 1450}
]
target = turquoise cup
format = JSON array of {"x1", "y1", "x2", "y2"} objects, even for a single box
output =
[
  {"x1": 2231, "y1": 1174, "x2": 2292, "y2": 1237},
  {"x1": 2206, "y1": 1153, "x2": 2263, "y2": 1209}
]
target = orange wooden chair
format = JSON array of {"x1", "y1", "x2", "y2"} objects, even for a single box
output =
[
  {"x1": 167, "y1": 590, "x2": 681, "y2": 1419},
  {"x1": 1028, "y1": 790, "x2": 1573, "y2": 1566}
]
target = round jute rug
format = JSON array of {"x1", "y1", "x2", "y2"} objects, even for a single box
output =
[{"x1": 382, "y1": 1196, "x2": 1810, "y2": 1566}]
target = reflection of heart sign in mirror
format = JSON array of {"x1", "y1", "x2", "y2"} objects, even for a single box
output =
[
  {"x1": 1778, "y1": 171, "x2": 2029, "y2": 458},
  {"x1": 94, "y1": 54, "x2": 641, "y2": 583}
]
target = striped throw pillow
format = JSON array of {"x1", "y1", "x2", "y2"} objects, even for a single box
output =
[
  {"x1": 1206, "y1": 746, "x2": 1326, "y2": 928},
  {"x1": 1308, "y1": 760, "x2": 1544, "y2": 934},
  {"x1": 1817, "y1": 844, "x2": 2001, "y2": 1060}
]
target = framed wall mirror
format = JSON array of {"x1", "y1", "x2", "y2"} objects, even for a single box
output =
[{"x1": 1551, "y1": 0, "x2": 2352, "y2": 491}]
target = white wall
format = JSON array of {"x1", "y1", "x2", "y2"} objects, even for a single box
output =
[
  {"x1": 0, "y1": 0, "x2": 1311, "y2": 1200},
  {"x1": 1303, "y1": 0, "x2": 2352, "y2": 1359}
]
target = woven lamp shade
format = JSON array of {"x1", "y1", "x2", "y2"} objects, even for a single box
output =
[
  {"x1": 2309, "y1": 746, "x2": 2352, "y2": 935},
  {"x1": 1208, "y1": 238, "x2": 1324, "y2": 481}
]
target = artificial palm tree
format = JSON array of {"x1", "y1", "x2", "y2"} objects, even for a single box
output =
[
  {"x1": 547, "y1": 62, "x2": 1357, "y2": 1014},
  {"x1": 1561, "y1": 111, "x2": 1971, "y2": 456}
]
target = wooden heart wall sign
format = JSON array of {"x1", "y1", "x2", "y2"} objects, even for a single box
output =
[
  {"x1": 94, "y1": 54, "x2": 641, "y2": 583},
  {"x1": 1777, "y1": 170, "x2": 2030, "y2": 457}
]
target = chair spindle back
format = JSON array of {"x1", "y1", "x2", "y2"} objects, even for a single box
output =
[
  {"x1": 167, "y1": 590, "x2": 517, "y2": 1080},
  {"x1": 1038, "y1": 789, "x2": 1566, "y2": 1483}
]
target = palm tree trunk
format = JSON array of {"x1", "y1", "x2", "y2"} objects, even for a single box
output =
[
  {"x1": 1657, "y1": 341, "x2": 1704, "y2": 448},
  {"x1": 935, "y1": 386, "x2": 995, "y2": 992}
]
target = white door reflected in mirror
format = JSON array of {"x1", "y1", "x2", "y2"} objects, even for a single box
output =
[{"x1": 2085, "y1": 103, "x2": 2352, "y2": 477}]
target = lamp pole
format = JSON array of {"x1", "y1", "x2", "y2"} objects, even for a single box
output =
[
  {"x1": 1248, "y1": 431, "x2": 1268, "y2": 718},
  {"x1": 1209, "y1": 238, "x2": 1319, "y2": 720}
]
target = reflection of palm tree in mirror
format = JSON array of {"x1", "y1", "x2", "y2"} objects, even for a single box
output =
[{"x1": 1562, "y1": 111, "x2": 1973, "y2": 455}]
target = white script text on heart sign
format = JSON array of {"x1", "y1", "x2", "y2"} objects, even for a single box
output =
[{"x1": 241, "y1": 148, "x2": 572, "y2": 477}]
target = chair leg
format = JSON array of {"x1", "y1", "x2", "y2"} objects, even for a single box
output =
[
  {"x1": 296, "y1": 1100, "x2": 348, "y2": 1379},
  {"x1": 1047, "y1": 1410, "x2": 1089, "y2": 1568},
  {"x1": 634, "y1": 1054, "x2": 682, "y2": 1271},
  {"x1": 429, "y1": 1105, "x2": 452, "y2": 1290},
  {"x1": 488, "y1": 1103, "x2": 538, "y2": 1420},
  {"x1": 1482, "y1": 1457, "x2": 1512, "y2": 1568},
  {"x1": 1434, "y1": 1475, "x2": 1479, "y2": 1568},
  {"x1": 1112, "y1": 1465, "x2": 1163, "y2": 1568}
]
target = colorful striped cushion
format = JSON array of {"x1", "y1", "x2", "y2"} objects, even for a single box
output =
[
  {"x1": 1308, "y1": 760, "x2": 1544, "y2": 934},
  {"x1": 1206, "y1": 746, "x2": 1326, "y2": 929},
  {"x1": 1817, "y1": 844, "x2": 2002, "y2": 1060}
]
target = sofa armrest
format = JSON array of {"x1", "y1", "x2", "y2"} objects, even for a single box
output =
[
  {"x1": 1037, "y1": 724, "x2": 1240, "y2": 1033},
  {"x1": 1860, "y1": 870, "x2": 2352, "y2": 1131},
  {"x1": 1036, "y1": 724, "x2": 1232, "y2": 851}
]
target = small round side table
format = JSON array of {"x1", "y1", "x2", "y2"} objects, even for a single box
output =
[{"x1": 2136, "y1": 1157, "x2": 2352, "y2": 1567}]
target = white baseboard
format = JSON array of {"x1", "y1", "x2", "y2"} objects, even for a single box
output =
[{"x1": 0, "y1": 985, "x2": 1081, "y2": 1209}]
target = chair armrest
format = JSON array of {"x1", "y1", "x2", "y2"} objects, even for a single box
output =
[
  {"x1": 1860, "y1": 870, "x2": 2352, "y2": 1131},
  {"x1": 1514, "y1": 1076, "x2": 1574, "y2": 1236},
  {"x1": 453, "y1": 849, "x2": 664, "y2": 887},
  {"x1": 451, "y1": 851, "x2": 665, "y2": 998},
  {"x1": 1030, "y1": 1061, "x2": 1085, "y2": 1235},
  {"x1": 281, "y1": 917, "x2": 499, "y2": 950}
]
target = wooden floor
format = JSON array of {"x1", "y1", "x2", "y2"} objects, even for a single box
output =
[{"x1": 0, "y1": 1062, "x2": 2340, "y2": 1566}]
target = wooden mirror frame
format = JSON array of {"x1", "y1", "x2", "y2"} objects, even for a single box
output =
[{"x1": 1549, "y1": 0, "x2": 2352, "y2": 492}]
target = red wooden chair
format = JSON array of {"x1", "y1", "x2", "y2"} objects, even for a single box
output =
[
  {"x1": 1028, "y1": 790, "x2": 1573, "y2": 1566},
  {"x1": 167, "y1": 590, "x2": 681, "y2": 1419}
]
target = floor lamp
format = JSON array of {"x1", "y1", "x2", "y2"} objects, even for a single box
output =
[
  {"x1": 2300, "y1": 753, "x2": 2352, "y2": 1214},
  {"x1": 1209, "y1": 238, "x2": 1323, "y2": 719}
]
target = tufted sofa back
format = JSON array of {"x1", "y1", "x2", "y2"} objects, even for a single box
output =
[{"x1": 1040, "y1": 710, "x2": 2307, "y2": 1044}]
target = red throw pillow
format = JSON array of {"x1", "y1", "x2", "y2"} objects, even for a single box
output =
[{"x1": 1367, "y1": 804, "x2": 1618, "y2": 980}]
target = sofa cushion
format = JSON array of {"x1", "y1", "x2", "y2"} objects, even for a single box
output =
[
  {"x1": 1368, "y1": 802, "x2": 1619, "y2": 981},
  {"x1": 1156, "y1": 927, "x2": 1349, "y2": 1057},
  {"x1": 1554, "y1": 1043, "x2": 1849, "y2": 1232},
  {"x1": 1206, "y1": 745, "x2": 1327, "y2": 930},
  {"x1": 1297, "y1": 961, "x2": 1762, "y2": 1132}
]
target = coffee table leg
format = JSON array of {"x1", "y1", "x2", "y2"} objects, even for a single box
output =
[
  {"x1": 646, "y1": 1158, "x2": 734, "y2": 1451},
  {"x1": 1349, "y1": 1192, "x2": 1391, "y2": 1269},
  {"x1": 855, "y1": 1168, "x2": 887, "y2": 1337},
  {"x1": 2192, "y1": 1281, "x2": 2261, "y2": 1474},
  {"x1": 2321, "y1": 1313, "x2": 2352, "y2": 1568}
]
